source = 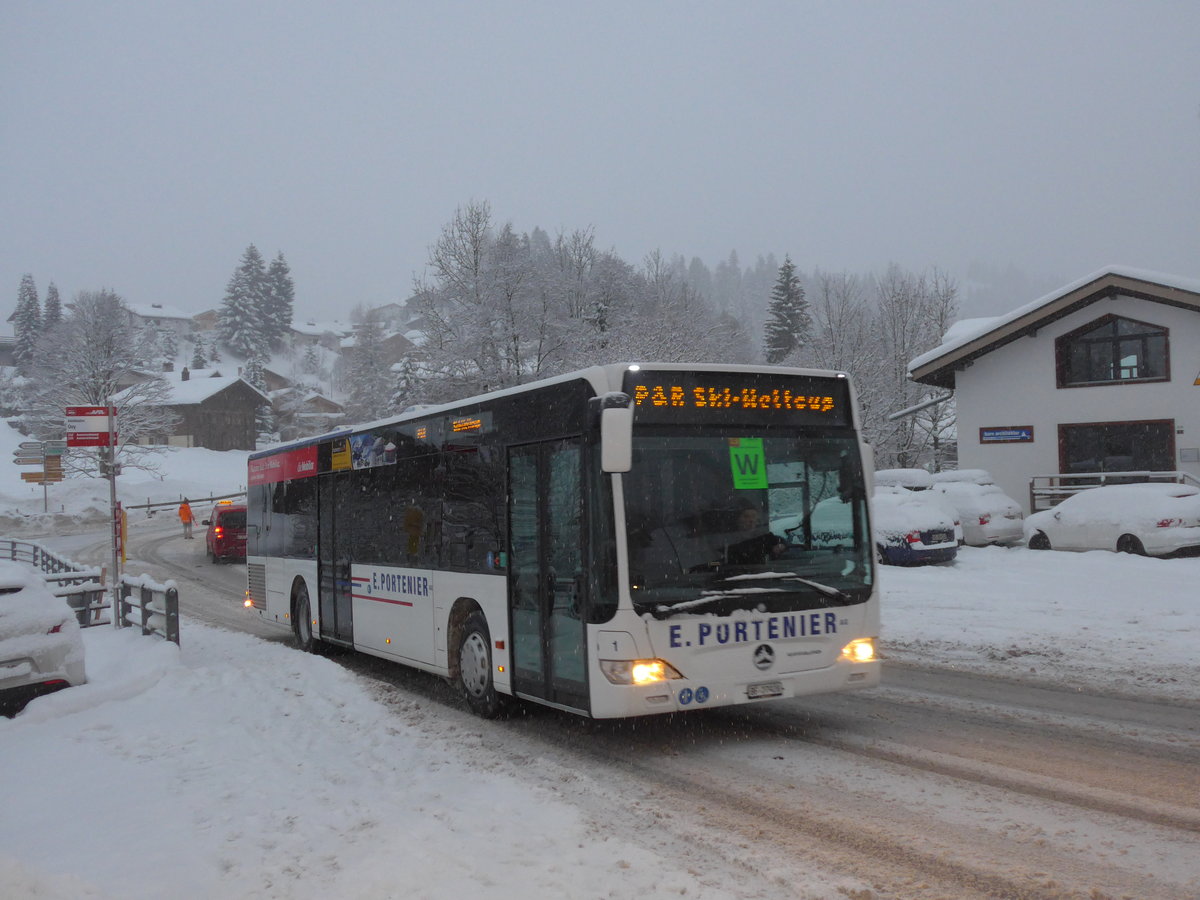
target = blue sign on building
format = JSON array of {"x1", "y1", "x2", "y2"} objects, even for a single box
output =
[{"x1": 979, "y1": 425, "x2": 1034, "y2": 443}]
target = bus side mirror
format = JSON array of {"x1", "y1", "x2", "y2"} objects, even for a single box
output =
[
  {"x1": 861, "y1": 443, "x2": 875, "y2": 497},
  {"x1": 601, "y1": 406, "x2": 633, "y2": 473}
]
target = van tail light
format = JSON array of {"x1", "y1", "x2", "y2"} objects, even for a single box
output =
[
  {"x1": 214, "y1": 526, "x2": 224, "y2": 537},
  {"x1": 978, "y1": 514, "x2": 991, "y2": 525},
  {"x1": 905, "y1": 531, "x2": 921, "y2": 544}
]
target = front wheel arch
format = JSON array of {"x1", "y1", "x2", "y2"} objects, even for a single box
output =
[
  {"x1": 455, "y1": 607, "x2": 508, "y2": 719},
  {"x1": 1027, "y1": 531, "x2": 1051, "y2": 551},
  {"x1": 1116, "y1": 534, "x2": 1146, "y2": 555}
]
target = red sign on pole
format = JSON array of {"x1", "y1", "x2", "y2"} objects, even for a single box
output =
[{"x1": 66, "y1": 406, "x2": 116, "y2": 447}]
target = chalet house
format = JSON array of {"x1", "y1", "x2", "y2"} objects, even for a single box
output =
[
  {"x1": 290, "y1": 319, "x2": 352, "y2": 349},
  {"x1": 909, "y1": 267, "x2": 1200, "y2": 513},
  {"x1": 272, "y1": 388, "x2": 344, "y2": 441},
  {"x1": 134, "y1": 370, "x2": 269, "y2": 451},
  {"x1": 339, "y1": 328, "x2": 415, "y2": 366},
  {"x1": 191, "y1": 309, "x2": 219, "y2": 333},
  {"x1": 124, "y1": 302, "x2": 195, "y2": 341}
]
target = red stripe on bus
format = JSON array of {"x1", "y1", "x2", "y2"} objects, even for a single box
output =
[{"x1": 351, "y1": 593, "x2": 413, "y2": 607}]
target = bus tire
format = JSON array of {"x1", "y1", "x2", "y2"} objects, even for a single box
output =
[
  {"x1": 292, "y1": 582, "x2": 321, "y2": 654},
  {"x1": 457, "y1": 610, "x2": 506, "y2": 718}
]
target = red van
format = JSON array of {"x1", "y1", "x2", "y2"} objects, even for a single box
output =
[{"x1": 204, "y1": 503, "x2": 247, "y2": 563}]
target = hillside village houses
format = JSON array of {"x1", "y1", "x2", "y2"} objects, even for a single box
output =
[
  {"x1": 5, "y1": 291, "x2": 425, "y2": 449},
  {"x1": 909, "y1": 267, "x2": 1200, "y2": 514}
]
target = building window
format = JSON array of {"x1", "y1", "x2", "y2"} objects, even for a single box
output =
[
  {"x1": 1059, "y1": 420, "x2": 1175, "y2": 479},
  {"x1": 1056, "y1": 314, "x2": 1168, "y2": 387}
]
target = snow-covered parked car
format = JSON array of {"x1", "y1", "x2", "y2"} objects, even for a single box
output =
[
  {"x1": 870, "y1": 489, "x2": 959, "y2": 565},
  {"x1": 1023, "y1": 483, "x2": 1200, "y2": 557},
  {"x1": 929, "y1": 470, "x2": 1023, "y2": 546},
  {"x1": 0, "y1": 562, "x2": 87, "y2": 716},
  {"x1": 874, "y1": 468, "x2": 964, "y2": 545}
]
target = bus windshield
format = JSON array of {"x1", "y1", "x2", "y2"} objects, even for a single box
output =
[{"x1": 624, "y1": 433, "x2": 872, "y2": 617}]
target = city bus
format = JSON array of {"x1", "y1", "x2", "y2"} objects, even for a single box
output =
[{"x1": 245, "y1": 363, "x2": 880, "y2": 719}]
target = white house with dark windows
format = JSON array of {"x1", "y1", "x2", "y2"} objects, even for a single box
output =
[{"x1": 908, "y1": 267, "x2": 1200, "y2": 513}]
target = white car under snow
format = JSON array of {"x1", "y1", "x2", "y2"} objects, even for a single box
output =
[
  {"x1": 1023, "y1": 483, "x2": 1200, "y2": 557},
  {"x1": 0, "y1": 561, "x2": 87, "y2": 715}
]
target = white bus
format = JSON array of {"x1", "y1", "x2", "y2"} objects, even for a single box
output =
[{"x1": 245, "y1": 363, "x2": 880, "y2": 718}]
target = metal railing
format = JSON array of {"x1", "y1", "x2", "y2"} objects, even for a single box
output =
[
  {"x1": 1029, "y1": 470, "x2": 1200, "y2": 513},
  {"x1": 124, "y1": 490, "x2": 245, "y2": 515},
  {"x1": 0, "y1": 537, "x2": 180, "y2": 644},
  {"x1": 119, "y1": 576, "x2": 180, "y2": 644}
]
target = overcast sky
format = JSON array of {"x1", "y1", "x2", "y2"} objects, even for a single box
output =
[{"x1": 3, "y1": 1, "x2": 1197, "y2": 324}]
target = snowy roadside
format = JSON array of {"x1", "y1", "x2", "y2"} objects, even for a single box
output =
[
  {"x1": 880, "y1": 544, "x2": 1199, "y2": 703},
  {"x1": 2, "y1": 624, "x2": 790, "y2": 900}
]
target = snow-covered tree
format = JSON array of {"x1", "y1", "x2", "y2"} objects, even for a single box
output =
[
  {"x1": 159, "y1": 327, "x2": 178, "y2": 366},
  {"x1": 870, "y1": 265, "x2": 959, "y2": 467},
  {"x1": 191, "y1": 335, "x2": 208, "y2": 370},
  {"x1": 241, "y1": 350, "x2": 274, "y2": 443},
  {"x1": 343, "y1": 315, "x2": 395, "y2": 422},
  {"x1": 764, "y1": 256, "x2": 811, "y2": 363},
  {"x1": 133, "y1": 323, "x2": 161, "y2": 369},
  {"x1": 263, "y1": 252, "x2": 295, "y2": 349},
  {"x1": 301, "y1": 343, "x2": 320, "y2": 377},
  {"x1": 25, "y1": 289, "x2": 180, "y2": 476},
  {"x1": 13, "y1": 274, "x2": 41, "y2": 373},
  {"x1": 42, "y1": 282, "x2": 63, "y2": 331},
  {"x1": 217, "y1": 245, "x2": 269, "y2": 358}
]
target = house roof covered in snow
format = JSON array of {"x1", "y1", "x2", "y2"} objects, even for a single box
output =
[
  {"x1": 126, "y1": 302, "x2": 194, "y2": 322},
  {"x1": 291, "y1": 319, "x2": 352, "y2": 338},
  {"x1": 121, "y1": 373, "x2": 269, "y2": 406},
  {"x1": 908, "y1": 266, "x2": 1200, "y2": 389}
]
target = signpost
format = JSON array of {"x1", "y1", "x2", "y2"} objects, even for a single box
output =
[{"x1": 10, "y1": 440, "x2": 66, "y2": 511}]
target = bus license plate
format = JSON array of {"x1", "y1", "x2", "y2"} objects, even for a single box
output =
[{"x1": 747, "y1": 680, "x2": 783, "y2": 699}]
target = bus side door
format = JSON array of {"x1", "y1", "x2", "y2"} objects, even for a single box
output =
[{"x1": 508, "y1": 438, "x2": 588, "y2": 712}]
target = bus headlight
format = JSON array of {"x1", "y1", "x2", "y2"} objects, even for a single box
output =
[
  {"x1": 840, "y1": 638, "x2": 877, "y2": 663},
  {"x1": 600, "y1": 659, "x2": 684, "y2": 685}
]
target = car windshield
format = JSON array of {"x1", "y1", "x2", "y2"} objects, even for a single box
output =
[{"x1": 623, "y1": 433, "x2": 872, "y2": 617}]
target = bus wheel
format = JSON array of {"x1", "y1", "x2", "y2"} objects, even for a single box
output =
[
  {"x1": 292, "y1": 583, "x2": 319, "y2": 653},
  {"x1": 458, "y1": 611, "x2": 506, "y2": 719}
]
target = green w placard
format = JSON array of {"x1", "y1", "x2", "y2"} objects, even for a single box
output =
[{"x1": 728, "y1": 437, "x2": 767, "y2": 489}]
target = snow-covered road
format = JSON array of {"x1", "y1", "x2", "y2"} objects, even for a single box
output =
[{"x1": 10, "y1": 518, "x2": 1194, "y2": 899}]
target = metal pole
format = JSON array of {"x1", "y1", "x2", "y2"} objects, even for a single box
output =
[{"x1": 107, "y1": 404, "x2": 121, "y2": 630}]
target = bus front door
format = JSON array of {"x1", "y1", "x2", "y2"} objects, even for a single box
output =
[{"x1": 508, "y1": 438, "x2": 588, "y2": 712}]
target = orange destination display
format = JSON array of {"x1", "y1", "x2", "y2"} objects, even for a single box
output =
[{"x1": 623, "y1": 370, "x2": 850, "y2": 427}]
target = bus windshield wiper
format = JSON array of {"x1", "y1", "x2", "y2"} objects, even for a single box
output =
[
  {"x1": 718, "y1": 572, "x2": 851, "y2": 603},
  {"x1": 653, "y1": 585, "x2": 785, "y2": 617}
]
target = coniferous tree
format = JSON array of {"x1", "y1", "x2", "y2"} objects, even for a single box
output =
[
  {"x1": 242, "y1": 349, "x2": 274, "y2": 442},
  {"x1": 301, "y1": 343, "x2": 321, "y2": 377},
  {"x1": 763, "y1": 255, "x2": 811, "y2": 363},
  {"x1": 191, "y1": 335, "x2": 208, "y2": 370},
  {"x1": 217, "y1": 245, "x2": 268, "y2": 358},
  {"x1": 343, "y1": 315, "x2": 394, "y2": 422},
  {"x1": 263, "y1": 252, "x2": 295, "y2": 349},
  {"x1": 160, "y1": 327, "x2": 178, "y2": 366},
  {"x1": 42, "y1": 282, "x2": 63, "y2": 331},
  {"x1": 14, "y1": 274, "x2": 41, "y2": 373}
]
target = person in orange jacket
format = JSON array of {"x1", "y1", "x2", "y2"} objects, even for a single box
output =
[{"x1": 179, "y1": 498, "x2": 194, "y2": 539}]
